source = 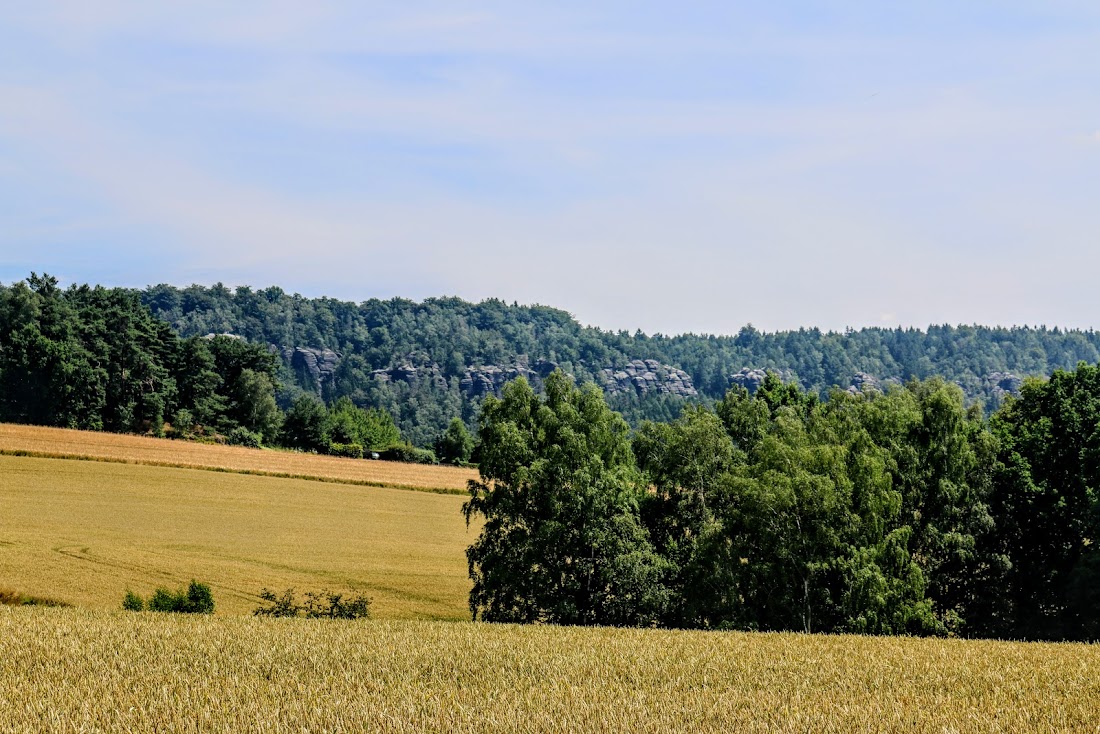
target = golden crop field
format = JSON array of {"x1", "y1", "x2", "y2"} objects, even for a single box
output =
[
  {"x1": 3, "y1": 607, "x2": 1099, "y2": 733},
  {"x1": 0, "y1": 422, "x2": 479, "y2": 493},
  {"x1": 0, "y1": 454, "x2": 474, "y2": 619}
]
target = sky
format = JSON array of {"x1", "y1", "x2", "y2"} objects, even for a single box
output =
[{"x1": 1, "y1": 2, "x2": 1098, "y2": 335}]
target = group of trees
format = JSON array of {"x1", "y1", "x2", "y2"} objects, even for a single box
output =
[
  {"x1": 0, "y1": 275, "x2": 281, "y2": 440},
  {"x1": 465, "y1": 367, "x2": 1100, "y2": 641},
  {"x1": 280, "y1": 395, "x2": 401, "y2": 457},
  {"x1": 0, "y1": 274, "x2": 472, "y2": 463}
]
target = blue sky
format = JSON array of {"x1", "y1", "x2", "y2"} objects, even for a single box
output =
[{"x1": 1, "y1": 2, "x2": 1098, "y2": 334}]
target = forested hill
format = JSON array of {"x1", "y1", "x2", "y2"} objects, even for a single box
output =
[{"x1": 140, "y1": 283, "x2": 1100, "y2": 444}]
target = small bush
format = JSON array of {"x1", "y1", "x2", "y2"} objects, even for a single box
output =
[
  {"x1": 122, "y1": 589, "x2": 145, "y2": 611},
  {"x1": 379, "y1": 444, "x2": 438, "y2": 465},
  {"x1": 227, "y1": 427, "x2": 263, "y2": 448},
  {"x1": 185, "y1": 580, "x2": 215, "y2": 614},
  {"x1": 253, "y1": 588, "x2": 301, "y2": 618},
  {"x1": 328, "y1": 442, "x2": 364, "y2": 459},
  {"x1": 129, "y1": 580, "x2": 215, "y2": 614},
  {"x1": 168, "y1": 409, "x2": 194, "y2": 438},
  {"x1": 304, "y1": 590, "x2": 371, "y2": 620},
  {"x1": 253, "y1": 587, "x2": 370, "y2": 620}
]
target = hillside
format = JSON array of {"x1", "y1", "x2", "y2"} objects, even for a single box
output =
[
  {"x1": 0, "y1": 423, "x2": 476, "y2": 493},
  {"x1": 0, "y1": 452, "x2": 472, "y2": 618},
  {"x1": 140, "y1": 283, "x2": 1100, "y2": 443}
]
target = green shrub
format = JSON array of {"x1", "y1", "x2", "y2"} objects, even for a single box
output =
[
  {"x1": 304, "y1": 590, "x2": 371, "y2": 619},
  {"x1": 122, "y1": 589, "x2": 145, "y2": 612},
  {"x1": 379, "y1": 444, "x2": 437, "y2": 465},
  {"x1": 146, "y1": 588, "x2": 181, "y2": 612},
  {"x1": 253, "y1": 588, "x2": 301, "y2": 618},
  {"x1": 168, "y1": 409, "x2": 194, "y2": 438},
  {"x1": 328, "y1": 442, "x2": 364, "y2": 459},
  {"x1": 135, "y1": 580, "x2": 215, "y2": 614},
  {"x1": 227, "y1": 427, "x2": 263, "y2": 448},
  {"x1": 184, "y1": 580, "x2": 215, "y2": 614}
]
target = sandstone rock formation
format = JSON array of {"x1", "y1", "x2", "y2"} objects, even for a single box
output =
[
  {"x1": 983, "y1": 371, "x2": 1023, "y2": 403},
  {"x1": 728, "y1": 367, "x2": 799, "y2": 395},
  {"x1": 597, "y1": 359, "x2": 697, "y2": 398},
  {"x1": 848, "y1": 372, "x2": 882, "y2": 394},
  {"x1": 280, "y1": 346, "x2": 341, "y2": 392},
  {"x1": 371, "y1": 362, "x2": 448, "y2": 390}
]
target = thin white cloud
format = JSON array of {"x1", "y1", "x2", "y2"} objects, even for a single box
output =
[{"x1": 2, "y1": 3, "x2": 1100, "y2": 334}]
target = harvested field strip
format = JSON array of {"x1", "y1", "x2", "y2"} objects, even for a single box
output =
[
  {"x1": 4, "y1": 607, "x2": 1100, "y2": 733},
  {"x1": 0, "y1": 423, "x2": 478, "y2": 493},
  {"x1": 0, "y1": 455, "x2": 473, "y2": 619}
]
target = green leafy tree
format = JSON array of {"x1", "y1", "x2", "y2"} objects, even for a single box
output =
[
  {"x1": 434, "y1": 417, "x2": 474, "y2": 465},
  {"x1": 326, "y1": 396, "x2": 401, "y2": 450},
  {"x1": 464, "y1": 372, "x2": 671, "y2": 626},
  {"x1": 231, "y1": 369, "x2": 281, "y2": 443},
  {"x1": 280, "y1": 394, "x2": 330, "y2": 452}
]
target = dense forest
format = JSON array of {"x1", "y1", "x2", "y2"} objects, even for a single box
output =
[{"x1": 139, "y1": 282, "x2": 1100, "y2": 444}]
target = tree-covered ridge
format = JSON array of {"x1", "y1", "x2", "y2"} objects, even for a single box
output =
[{"x1": 142, "y1": 282, "x2": 1100, "y2": 400}]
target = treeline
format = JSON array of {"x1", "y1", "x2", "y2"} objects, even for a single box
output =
[
  {"x1": 0, "y1": 275, "x2": 460, "y2": 461},
  {"x1": 139, "y1": 282, "x2": 1100, "y2": 441},
  {"x1": 465, "y1": 367, "x2": 1100, "y2": 641},
  {"x1": 0, "y1": 274, "x2": 280, "y2": 440}
]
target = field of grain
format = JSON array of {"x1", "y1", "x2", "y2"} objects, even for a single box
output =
[
  {"x1": 0, "y1": 454, "x2": 473, "y2": 618},
  {"x1": 0, "y1": 422, "x2": 478, "y2": 493},
  {"x1": 3, "y1": 606, "x2": 1098, "y2": 733}
]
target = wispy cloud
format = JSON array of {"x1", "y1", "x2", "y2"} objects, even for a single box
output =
[{"x1": 1, "y1": 3, "x2": 1099, "y2": 333}]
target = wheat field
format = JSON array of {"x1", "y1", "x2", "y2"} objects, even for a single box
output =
[
  {"x1": 0, "y1": 422, "x2": 478, "y2": 493},
  {"x1": 5, "y1": 430, "x2": 1100, "y2": 732},
  {"x1": 3, "y1": 606, "x2": 1099, "y2": 733},
  {"x1": 0, "y1": 454, "x2": 474, "y2": 618}
]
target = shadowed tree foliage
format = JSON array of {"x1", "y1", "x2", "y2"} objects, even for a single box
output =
[
  {"x1": 988, "y1": 363, "x2": 1100, "y2": 640},
  {"x1": 435, "y1": 417, "x2": 474, "y2": 465}
]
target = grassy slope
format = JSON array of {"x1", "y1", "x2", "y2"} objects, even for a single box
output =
[
  {"x1": 4, "y1": 607, "x2": 1100, "y2": 733},
  {"x1": 0, "y1": 455, "x2": 473, "y2": 619}
]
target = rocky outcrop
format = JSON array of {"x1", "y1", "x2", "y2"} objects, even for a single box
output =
[
  {"x1": 729, "y1": 367, "x2": 798, "y2": 395},
  {"x1": 461, "y1": 365, "x2": 537, "y2": 397},
  {"x1": 729, "y1": 368, "x2": 768, "y2": 394},
  {"x1": 983, "y1": 372, "x2": 1022, "y2": 402},
  {"x1": 598, "y1": 360, "x2": 697, "y2": 398},
  {"x1": 366, "y1": 354, "x2": 694, "y2": 400},
  {"x1": 281, "y1": 346, "x2": 340, "y2": 392},
  {"x1": 848, "y1": 372, "x2": 882, "y2": 394},
  {"x1": 371, "y1": 362, "x2": 448, "y2": 390}
]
